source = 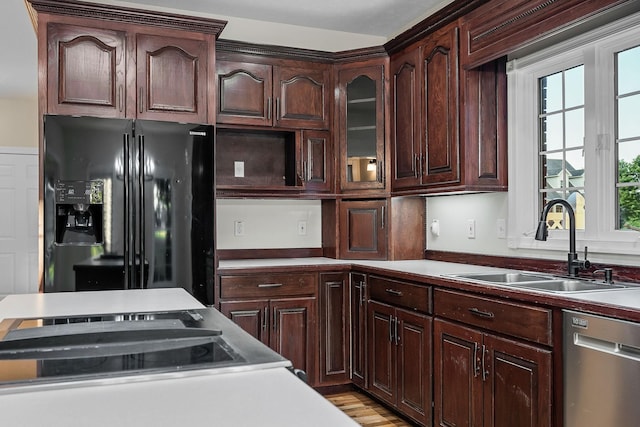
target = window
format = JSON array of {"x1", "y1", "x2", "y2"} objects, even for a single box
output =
[
  {"x1": 616, "y1": 45, "x2": 640, "y2": 230},
  {"x1": 539, "y1": 65, "x2": 585, "y2": 231},
  {"x1": 508, "y1": 13, "x2": 640, "y2": 255}
]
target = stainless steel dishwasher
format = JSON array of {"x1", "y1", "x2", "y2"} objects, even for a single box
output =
[{"x1": 564, "y1": 310, "x2": 640, "y2": 427}]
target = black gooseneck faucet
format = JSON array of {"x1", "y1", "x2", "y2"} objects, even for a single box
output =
[{"x1": 535, "y1": 199, "x2": 590, "y2": 277}]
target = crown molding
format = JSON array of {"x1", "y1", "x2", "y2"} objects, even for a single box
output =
[
  {"x1": 27, "y1": 0, "x2": 227, "y2": 35},
  {"x1": 384, "y1": 0, "x2": 488, "y2": 54}
]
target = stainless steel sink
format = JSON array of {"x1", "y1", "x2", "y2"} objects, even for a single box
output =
[
  {"x1": 448, "y1": 272, "x2": 638, "y2": 293},
  {"x1": 515, "y1": 279, "x2": 629, "y2": 293},
  {"x1": 451, "y1": 272, "x2": 554, "y2": 283}
]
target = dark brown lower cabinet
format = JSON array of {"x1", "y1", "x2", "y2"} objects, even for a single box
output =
[
  {"x1": 350, "y1": 272, "x2": 368, "y2": 388},
  {"x1": 368, "y1": 300, "x2": 432, "y2": 426},
  {"x1": 318, "y1": 272, "x2": 350, "y2": 386},
  {"x1": 434, "y1": 318, "x2": 552, "y2": 427},
  {"x1": 220, "y1": 297, "x2": 316, "y2": 383}
]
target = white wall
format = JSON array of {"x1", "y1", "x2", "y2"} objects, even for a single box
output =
[
  {"x1": 0, "y1": 97, "x2": 38, "y2": 148},
  {"x1": 216, "y1": 199, "x2": 322, "y2": 249},
  {"x1": 426, "y1": 192, "x2": 640, "y2": 267},
  {"x1": 87, "y1": 0, "x2": 385, "y2": 52},
  {"x1": 426, "y1": 192, "x2": 510, "y2": 256}
]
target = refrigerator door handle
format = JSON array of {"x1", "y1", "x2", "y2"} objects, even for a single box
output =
[
  {"x1": 123, "y1": 133, "x2": 131, "y2": 289},
  {"x1": 138, "y1": 134, "x2": 146, "y2": 289}
]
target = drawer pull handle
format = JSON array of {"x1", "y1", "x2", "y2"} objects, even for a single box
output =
[
  {"x1": 385, "y1": 289, "x2": 403, "y2": 297},
  {"x1": 258, "y1": 283, "x2": 283, "y2": 288},
  {"x1": 469, "y1": 307, "x2": 495, "y2": 318}
]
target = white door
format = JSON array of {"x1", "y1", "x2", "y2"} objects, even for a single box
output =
[{"x1": 0, "y1": 148, "x2": 38, "y2": 296}]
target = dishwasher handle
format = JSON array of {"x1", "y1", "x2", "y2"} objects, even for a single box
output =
[{"x1": 575, "y1": 333, "x2": 640, "y2": 363}]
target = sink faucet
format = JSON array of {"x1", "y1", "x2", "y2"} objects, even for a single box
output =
[{"x1": 534, "y1": 199, "x2": 590, "y2": 277}]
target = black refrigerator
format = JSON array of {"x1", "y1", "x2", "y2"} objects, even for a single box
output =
[{"x1": 43, "y1": 115, "x2": 215, "y2": 305}]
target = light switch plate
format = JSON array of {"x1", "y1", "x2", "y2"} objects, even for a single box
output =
[
  {"x1": 497, "y1": 218, "x2": 506, "y2": 239},
  {"x1": 234, "y1": 161, "x2": 245, "y2": 178}
]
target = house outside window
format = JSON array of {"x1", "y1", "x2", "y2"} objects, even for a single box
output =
[
  {"x1": 538, "y1": 65, "x2": 585, "y2": 231},
  {"x1": 616, "y1": 44, "x2": 640, "y2": 230},
  {"x1": 507, "y1": 13, "x2": 640, "y2": 256}
]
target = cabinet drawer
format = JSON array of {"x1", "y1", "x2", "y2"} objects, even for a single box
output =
[
  {"x1": 220, "y1": 274, "x2": 317, "y2": 299},
  {"x1": 434, "y1": 289, "x2": 552, "y2": 346},
  {"x1": 369, "y1": 276, "x2": 431, "y2": 314}
]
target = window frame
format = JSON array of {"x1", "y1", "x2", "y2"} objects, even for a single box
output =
[{"x1": 507, "y1": 13, "x2": 640, "y2": 256}]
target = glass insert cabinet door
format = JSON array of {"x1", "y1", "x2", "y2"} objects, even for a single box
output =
[{"x1": 339, "y1": 65, "x2": 385, "y2": 190}]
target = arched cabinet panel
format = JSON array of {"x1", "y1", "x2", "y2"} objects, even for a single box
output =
[
  {"x1": 216, "y1": 60, "x2": 330, "y2": 129},
  {"x1": 36, "y1": 2, "x2": 222, "y2": 123},
  {"x1": 136, "y1": 34, "x2": 208, "y2": 123},
  {"x1": 47, "y1": 23, "x2": 126, "y2": 118},
  {"x1": 217, "y1": 61, "x2": 273, "y2": 126},
  {"x1": 421, "y1": 25, "x2": 460, "y2": 186},
  {"x1": 337, "y1": 63, "x2": 386, "y2": 192},
  {"x1": 276, "y1": 69, "x2": 329, "y2": 128}
]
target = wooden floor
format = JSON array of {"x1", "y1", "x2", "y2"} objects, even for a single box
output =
[{"x1": 325, "y1": 391, "x2": 415, "y2": 426}]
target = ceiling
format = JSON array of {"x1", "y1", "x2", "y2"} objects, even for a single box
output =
[
  {"x1": 1, "y1": 0, "x2": 451, "y2": 98},
  {"x1": 126, "y1": 0, "x2": 448, "y2": 37}
]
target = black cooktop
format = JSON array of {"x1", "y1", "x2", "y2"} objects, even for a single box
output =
[{"x1": 0, "y1": 310, "x2": 247, "y2": 387}]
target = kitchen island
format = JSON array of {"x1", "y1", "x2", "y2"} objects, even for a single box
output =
[{"x1": 0, "y1": 288, "x2": 357, "y2": 427}]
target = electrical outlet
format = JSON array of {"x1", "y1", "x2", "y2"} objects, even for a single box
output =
[
  {"x1": 234, "y1": 220, "x2": 245, "y2": 236},
  {"x1": 298, "y1": 220, "x2": 307, "y2": 235},
  {"x1": 467, "y1": 219, "x2": 476, "y2": 239},
  {"x1": 497, "y1": 218, "x2": 506, "y2": 239}
]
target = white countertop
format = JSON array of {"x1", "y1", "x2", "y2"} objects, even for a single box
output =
[
  {"x1": 220, "y1": 258, "x2": 640, "y2": 312},
  {"x1": 218, "y1": 258, "x2": 503, "y2": 275},
  {"x1": 0, "y1": 288, "x2": 357, "y2": 426},
  {"x1": 219, "y1": 257, "x2": 353, "y2": 269},
  {"x1": 354, "y1": 260, "x2": 640, "y2": 311},
  {"x1": 0, "y1": 288, "x2": 205, "y2": 321},
  {"x1": 0, "y1": 367, "x2": 357, "y2": 427},
  {"x1": 564, "y1": 287, "x2": 640, "y2": 309}
]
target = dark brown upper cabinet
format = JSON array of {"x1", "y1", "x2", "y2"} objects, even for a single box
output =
[
  {"x1": 217, "y1": 60, "x2": 331, "y2": 130},
  {"x1": 391, "y1": 23, "x2": 460, "y2": 192},
  {"x1": 391, "y1": 45, "x2": 421, "y2": 190},
  {"x1": 460, "y1": 0, "x2": 631, "y2": 69},
  {"x1": 135, "y1": 34, "x2": 209, "y2": 123},
  {"x1": 216, "y1": 61, "x2": 272, "y2": 126},
  {"x1": 337, "y1": 61, "x2": 387, "y2": 193},
  {"x1": 300, "y1": 130, "x2": 333, "y2": 193},
  {"x1": 35, "y1": 1, "x2": 224, "y2": 123},
  {"x1": 390, "y1": 20, "x2": 507, "y2": 194},
  {"x1": 421, "y1": 22, "x2": 460, "y2": 188},
  {"x1": 46, "y1": 24, "x2": 127, "y2": 118},
  {"x1": 215, "y1": 127, "x2": 333, "y2": 196}
]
